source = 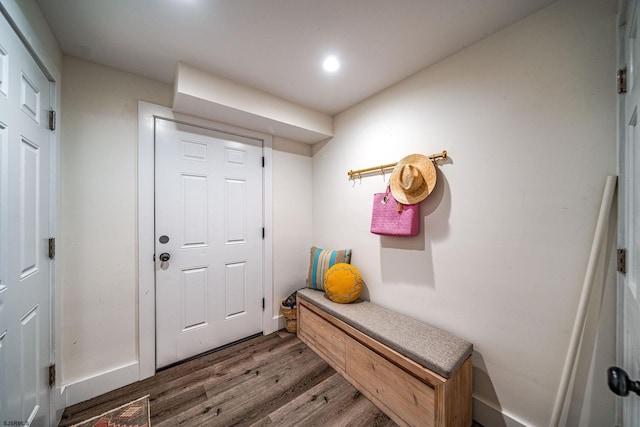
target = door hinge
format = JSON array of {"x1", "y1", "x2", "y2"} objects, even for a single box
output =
[
  {"x1": 262, "y1": 156, "x2": 265, "y2": 167},
  {"x1": 48, "y1": 110, "x2": 56, "y2": 131},
  {"x1": 618, "y1": 248, "x2": 627, "y2": 274},
  {"x1": 262, "y1": 298, "x2": 265, "y2": 311},
  {"x1": 262, "y1": 227, "x2": 265, "y2": 239},
  {"x1": 618, "y1": 68, "x2": 628, "y2": 94},
  {"x1": 48, "y1": 364, "x2": 56, "y2": 387},
  {"x1": 48, "y1": 238, "x2": 55, "y2": 259}
]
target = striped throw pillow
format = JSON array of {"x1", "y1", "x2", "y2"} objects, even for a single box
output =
[{"x1": 307, "y1": 246, "x2": 352, "y2": 291}]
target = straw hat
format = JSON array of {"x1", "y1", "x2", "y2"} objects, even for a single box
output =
[{"x1": 389, "y1": 154, "x2": 437, "y2": 204}]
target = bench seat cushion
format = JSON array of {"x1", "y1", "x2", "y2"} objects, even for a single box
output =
[{"x1": 297, "y1": 288, "x2": 472, "y2": 379}]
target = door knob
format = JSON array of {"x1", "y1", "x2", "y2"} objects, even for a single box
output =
[
  {"x1": 608, "y1": 367, "x2": 640, "y2": 397},
  {"x1": 159, "y1": 253, "x2": 170, "y2": 262}
]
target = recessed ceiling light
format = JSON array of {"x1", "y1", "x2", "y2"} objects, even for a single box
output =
[{"x1": 323, "y1": 56, "x2": 340, "y2": 72}]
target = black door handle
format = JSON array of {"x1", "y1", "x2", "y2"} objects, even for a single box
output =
[
  {"x1": 159, "y1": 253, "x2": 170, "y2": 262},
  {"x1": 608, "y1": 367, "x2": 640, "y2": 397}
]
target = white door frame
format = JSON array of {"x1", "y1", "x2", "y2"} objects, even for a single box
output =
[
  {"x1": 616, "y1": 4, "x2": 627, "y2": 425},
  {"x1": 137, "y1": 101, "x2": 274, "y2": 379},
  {"x1": 616, "y1": 0, "x2": 640, "y2": 424}
]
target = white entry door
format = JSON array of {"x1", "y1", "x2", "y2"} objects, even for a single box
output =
[
  {"x1": 155, "y1": 118, "x2": 264, "y2": 368},
  {"x1": 618, "y1": 0, "x2": 640, "y2": 424},
  {"x1": 0, "y1": 12, "x2": 52, "y2": 427}
]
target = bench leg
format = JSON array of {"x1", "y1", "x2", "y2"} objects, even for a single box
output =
[{"x1": 435, "y1": 356, "x2": 473, "y2": 427}]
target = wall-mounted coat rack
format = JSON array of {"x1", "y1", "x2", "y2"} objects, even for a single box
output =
[{"x1": 347, "y1": 150, "x2": 447, "y2": 180}]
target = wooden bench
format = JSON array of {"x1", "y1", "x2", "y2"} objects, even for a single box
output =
[{"x1": 296, "y1": 288, "x2": 473, "y2": 427}]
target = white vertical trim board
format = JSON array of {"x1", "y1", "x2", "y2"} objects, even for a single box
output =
[
  {"x1": 137, "y1": 101, "x2": 274, "y2": 379},
  {"x1": 262, "y1": 133, "x2": 276, "y2": 335}
]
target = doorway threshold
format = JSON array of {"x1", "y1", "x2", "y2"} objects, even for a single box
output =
[{"x1": 156, "y1": 332, "x2": 264, "y2": 372}]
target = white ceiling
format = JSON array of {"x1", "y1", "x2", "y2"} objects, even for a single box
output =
[{"x1": 36, "y1": 0, "x2": 557, "y2": 115}]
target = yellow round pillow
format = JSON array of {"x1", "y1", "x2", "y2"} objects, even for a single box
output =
[{"x1": 324, "y1": 263, "x2": 363, "y2": 304}]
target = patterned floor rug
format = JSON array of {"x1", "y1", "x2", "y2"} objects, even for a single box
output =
[{"x1": 70, "y1": 395, "x2": 151, "y2": 427}]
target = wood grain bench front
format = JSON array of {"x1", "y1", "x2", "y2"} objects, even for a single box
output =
[{"x1": 296, "y1": 288, "x2": 473, "y2": 427}]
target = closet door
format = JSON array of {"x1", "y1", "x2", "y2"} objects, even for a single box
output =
[{"x1": 0, "y1": 12, "x2": 53, "y2": 427}]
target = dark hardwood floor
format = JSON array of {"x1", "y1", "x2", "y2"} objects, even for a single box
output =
[
  {"x1": 59, "y1": 331, "x2": 395, "y2": 426},
  {"x1": 59, "y1": 331, "x2": 483, "y2": 426}
]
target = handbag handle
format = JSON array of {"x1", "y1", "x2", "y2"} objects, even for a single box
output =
[{"x1": 381, "y1": 186, "x2": 404, "y2": 212}]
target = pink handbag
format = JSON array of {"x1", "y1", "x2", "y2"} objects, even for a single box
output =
[{"x1": 370, "y1": 187, "x2": 420, "y2": 236}]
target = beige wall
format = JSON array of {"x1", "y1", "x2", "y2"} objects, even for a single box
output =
[
  {"x1": 52, "y1": 0, "x2": 619, "y2": 423},
  {"x1": 60, "y1": 57, "x2": 313, "y2": 389},
  {"x1": 312, "y1": 0, "x2": 617, "y2": 425},
  {"x1": 61, "y1": 56, "x2": 174, "y2": 383},
  {"x1": 272, "y1": 137, "x2": 313, "y2": 319}
]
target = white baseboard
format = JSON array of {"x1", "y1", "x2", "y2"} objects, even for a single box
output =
[
  {"x1": 273, "y1": 314, "x2": 285, "y2": 332},
  {"x1": 473, "y1": 395, "x2": 529, "y2": 427},
  {"x1": 63, "y1": 361, "x2": 139, "y2": 406}
]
